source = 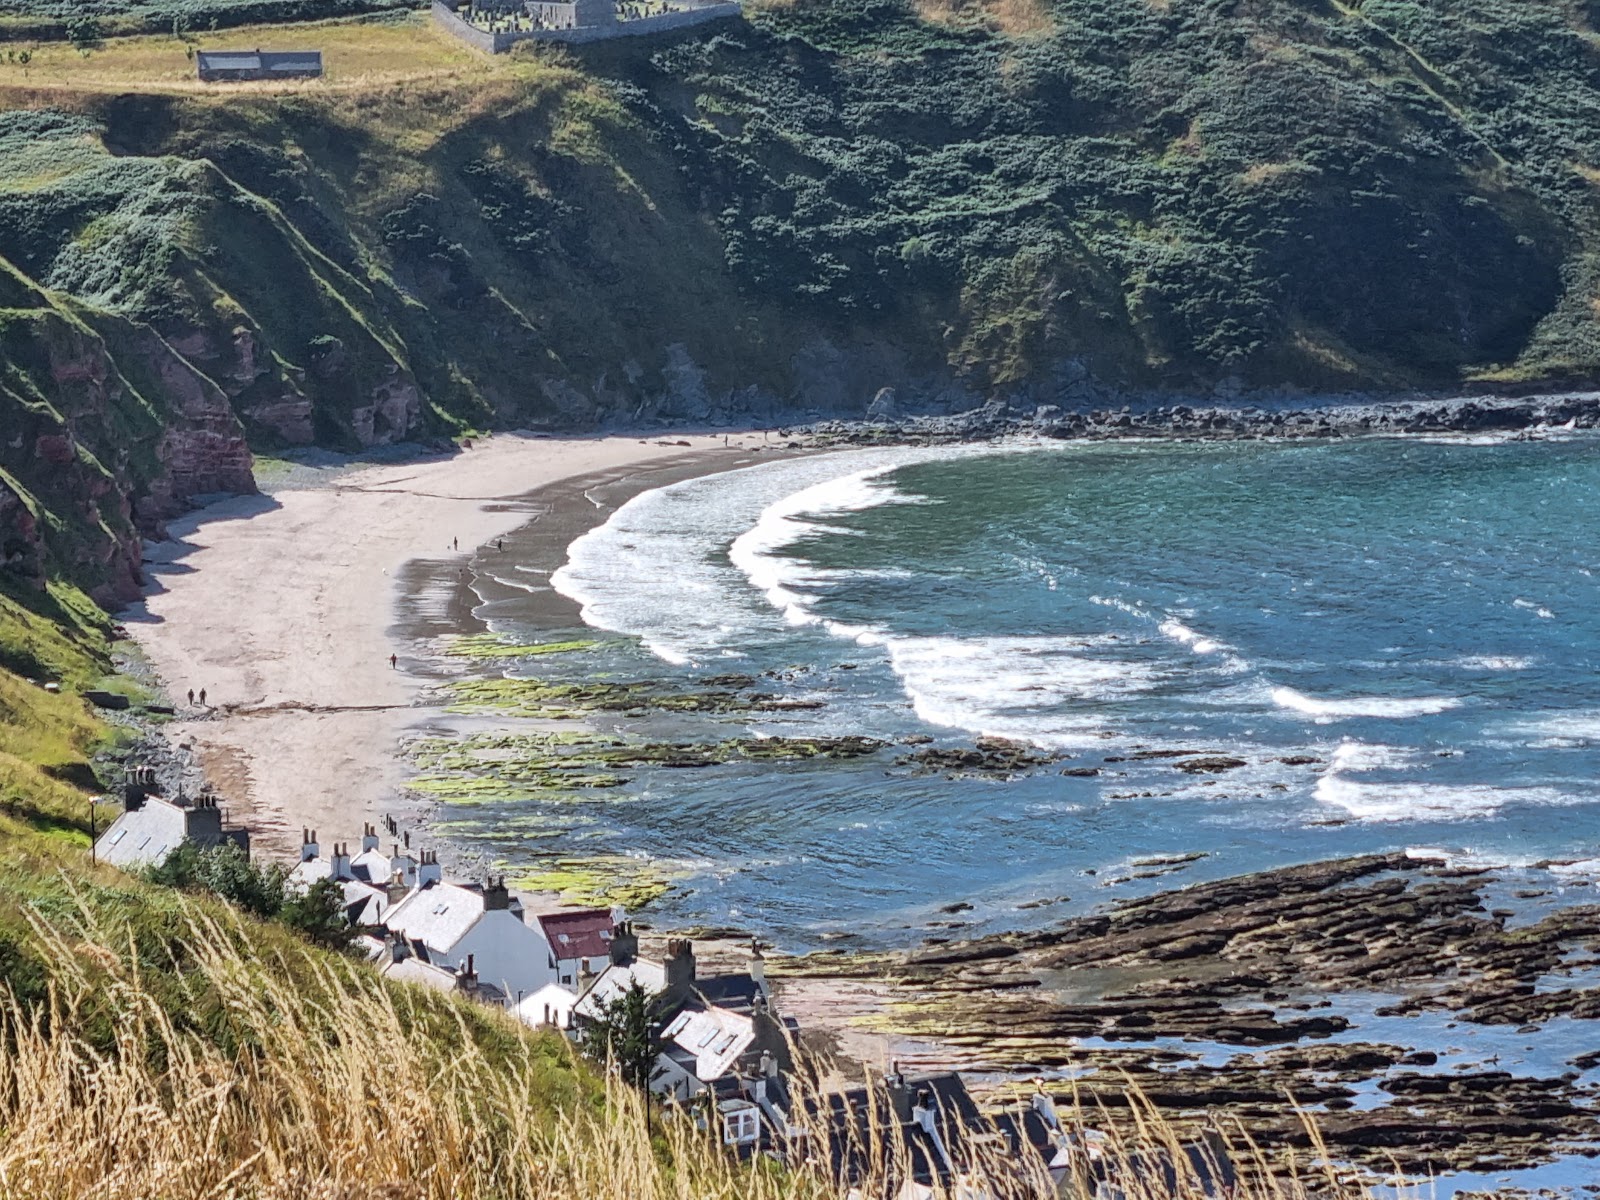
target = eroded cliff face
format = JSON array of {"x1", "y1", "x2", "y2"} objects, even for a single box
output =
[{"x1": 0, "y1": 267, "x2": 257, "y2": 604}]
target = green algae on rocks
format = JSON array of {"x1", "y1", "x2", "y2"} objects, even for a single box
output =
[
  {"x1": 442, "y1": 675, "x2": 823, "y2": 719},
  {"x1": 444, "y1": 634, "x2": 602, "y2": 660},
  {"x1": 512, "y1": 855, "x2": 682, "y2": 910},
  {"x1": 414, "y1": 730, "x2": 884, "y2": 775}
]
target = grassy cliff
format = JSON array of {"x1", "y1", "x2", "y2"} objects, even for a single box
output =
[{"x1": 0, "y1": 0, "x2": 1595, "y2": 471}]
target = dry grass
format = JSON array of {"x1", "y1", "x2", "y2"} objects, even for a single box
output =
[
  {"x1": 0, "y1": 14, "x2": 498, "y2": 94},
  {"x1": 0, "y1": 884, "x2": 1384, "y2": 1200},
  {"x1": 913, "y1": 0, "x2": 1053, "y2": 38}
]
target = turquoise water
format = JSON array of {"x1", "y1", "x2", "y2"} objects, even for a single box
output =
[{"x1": 462, "y1": 434, "x2": 1600, "y2": 949}]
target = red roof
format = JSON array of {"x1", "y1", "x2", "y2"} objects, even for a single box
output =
[{"x1": 537, "y1": 909, "x2": 614, "y2": 961}]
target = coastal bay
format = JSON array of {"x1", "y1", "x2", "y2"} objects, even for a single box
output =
[
  {"x1": 122, "y1": 432, "x2": 795, "y2": 858},
  {"x1": 118, "y1": 409, "x2": 1600, "y2": 1192}
]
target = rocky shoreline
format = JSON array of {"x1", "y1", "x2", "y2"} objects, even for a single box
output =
[
  {"x1": 777, "y1": 852, "x2": 1600, "y2": 1181},
  {"x1": 792, "y1": 389, "x2": 1600, "y2": 447}
]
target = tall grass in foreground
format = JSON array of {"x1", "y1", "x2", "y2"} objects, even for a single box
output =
[{"x1": 0, "y1": 888, "x2": 1373, "y2": 1200}]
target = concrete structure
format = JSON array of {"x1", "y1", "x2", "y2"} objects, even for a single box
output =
[
  {"x1": 94, "y1": 788, "x2": 249, "y2": 871},
  {"x1": 196, "y1": 49, "x2": 323, "y2": 82},
  {"x1": 521, "y1": 0, "x2": 612, "y2": 29}
]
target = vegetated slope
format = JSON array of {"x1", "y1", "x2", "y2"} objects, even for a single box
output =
[{"x1": 1, "y1": 0, "x2": 1600, "y2": 591}]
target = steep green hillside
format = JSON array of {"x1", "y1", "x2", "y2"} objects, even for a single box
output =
[{"x1": 0, "y1": 0, "x2": 1599, "y2": 597}]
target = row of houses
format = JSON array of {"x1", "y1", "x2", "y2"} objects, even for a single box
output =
[{"x1": 95, "y1": 793, "x2": 1235, "y2": 1198}]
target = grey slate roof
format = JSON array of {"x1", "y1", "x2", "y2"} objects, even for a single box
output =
[{"x1": 95, "y1": 799, "x2": 188, "y2": 869}]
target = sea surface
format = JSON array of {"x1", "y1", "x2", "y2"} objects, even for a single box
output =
[{"x1": 455, "y1": 433, "x2": 1600, "y2": 950}]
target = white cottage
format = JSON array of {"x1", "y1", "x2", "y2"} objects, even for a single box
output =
[{"x1": 382, "y1": 875, "x2": 557, "y2": 1002}]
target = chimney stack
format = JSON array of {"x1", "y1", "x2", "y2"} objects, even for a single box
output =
[
  {"x1": 387, "y1": 869, "x2": 411, "y2": 906},
  {"x1": 608, "y1": 920, "x2": 639, "y2": 968},
  {"x1": 361, "y1": 822, "x2": 380, "y2": 853},
  {"x1": 455, "y1": 953, "x2": 478, "y2": 995},
  {"x1": 184, "y1": 795, "x2": 223, "y2": 843},
  {"x1": 389, "y1": 843, "x2": 417, "y2": 888},
  {"x1": 301, "y1": 829, "x2": 319, "y2": 863},
  {"x1": 664, "y1": 938, "x2": 696, "y2": 1002},
  {"x1": 330, "y1": 842, "x2": 352, "y2": 880},
  {"x1": 483, "y1": 875, "x2": 510, "y2": 911},
  {"x1": 123, "y1": 765, "x2": 154, "y2": 811},
  {"x1": 418, "y1": 849, "x2": 442, "y2": 887},
  {"x1": 386, "y1": 928, "x2": 409, "y2": 964}
]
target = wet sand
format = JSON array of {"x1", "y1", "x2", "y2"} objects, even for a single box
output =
[{"x1": 125, "y1": 432, "x2": 796, "y2": 858}]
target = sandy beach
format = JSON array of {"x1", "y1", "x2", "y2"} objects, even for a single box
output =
[{"x1": 125, "y1": 432, "x2": 785, "y2": 857}]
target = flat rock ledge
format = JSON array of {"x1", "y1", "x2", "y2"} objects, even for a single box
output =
[{"x1": 779, "y1": 853, "x2": 1600, "y2": 1180}]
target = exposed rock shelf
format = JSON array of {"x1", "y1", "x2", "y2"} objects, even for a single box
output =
[{"x1": 778, "y1": 853, "x2": 1600, "y2": 1177}]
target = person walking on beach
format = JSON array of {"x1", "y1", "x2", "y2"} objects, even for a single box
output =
[
  {"x1": 390, "y1": 653, "x2": 398, "y2": 670},
  {"x1": 187, "y1": 688, "x2": 194, "y2": 707},
  {"x1": 199, "y1": 688, "x2": 207, "y2": 707},
  {"x1": 497, "y1": 538, "x2": 504, "y2": 552},
  {"x1": 453, "y1": 537, "x2": 459, "y2": 551}
]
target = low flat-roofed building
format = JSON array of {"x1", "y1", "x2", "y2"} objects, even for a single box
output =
[{"x1": 197, "y1": 49, "x2": 323, "y2": 82}]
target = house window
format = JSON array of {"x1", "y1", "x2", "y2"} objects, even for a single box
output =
[
  {"x1": 723, "y1": 1109, "x2": 760, "y2": 1146},
  {"x1": 561, "y1": 974, "x2": 572, "y2": 985}
]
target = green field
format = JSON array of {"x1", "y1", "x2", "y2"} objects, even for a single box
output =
[{"x1": 0, "y1": 12, "x2": 492, "y2": 88}]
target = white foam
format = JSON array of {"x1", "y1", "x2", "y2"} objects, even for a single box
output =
[
  {"x1": 1491, "y1": 711, "x2": 1600, "y2": 748},
  {"x1": 1158, "y1": 618, "x2": 1228, "y2": 656},
  {"x1": 1272, "y1": 687, "x2": 1463, "y2": 721},
  {"x1": 1446, "y1": 655, "x2": 1535, "y2": 671},
  {"x1": 727, "y1": 467, "x2": 925, "y2": 628},
  {"x1": 1315, "y1": 738, "x2": 1570, "y2": 823},
  {"x1": 1328, "y1": 740, "x2": 1419, "y2": 772},
  {"x1": 552, "y1": 446, "x2": 975, "y2": 665},
  {"x1": 882, "y1": 634, "x2": 1158, "y2": 747},
  {"x1": 1314, "y1": 775, "x2": 1564, "y2": 823}
]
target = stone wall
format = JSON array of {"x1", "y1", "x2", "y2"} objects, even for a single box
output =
[
  {"x1": 432, "y1": 0, "x2": 738, "y2": 50},
  {"x1": 431, "y1": 2, "x2": 503, "y2": 52}
]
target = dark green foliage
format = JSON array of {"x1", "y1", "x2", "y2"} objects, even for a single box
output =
[
  {"x1": 0, "y1": 0, "x2": 417, "y2": 43},
  {"x1": 279, "y1": 876, "x2": 359, "y2": 950},
  {"x1": 147, "y1": 841, "x2": 286, "y2": 919},
  {"x1": 1, "y1": 0, "x2": 1598, "y2": 452},
  {"x1": 579, "y1": 981, "x2": 663, "y2": 1092},
  {"x1": 147, "y1": 843, "x2": 358, "y2": 950},
  {"x1": 585, "y1": 0, "x2": 1589, "y2": 385},
  {"x1": 65, "y1": 14, "x2": 103, "y2": 43}
]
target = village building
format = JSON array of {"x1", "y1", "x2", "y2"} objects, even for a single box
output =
[
  {"x1": 573, "y1": 929, "x2": 796, "y2": 1120},
  {"x1": 791, "y1": 1069, "x2": 1237, "y2": 1199},
  {"x1": 536, "y1": 908, "x2": 617, "y2": 987},
  {"x1": 382, "y1": 873, "x2": 557, "y2": 1002},
  {"x1": 349, "y1": 823, "x2": 417, "y2": 889},
  {"x1": 377, "y1": 949, "x2": 509, "y2": 1005},
  {"x1": 196, "y1": 49, "x2": 323, "y2": 83},
  {"x1": 286, "y1": 829, "x2": 409, "y2": 927},
  {"x1": 513, "y1": 982, "x2": 581, "y2": 1030},
  {"x1": 94, "y1": 775, "x2": 249, "y2": 870}
]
